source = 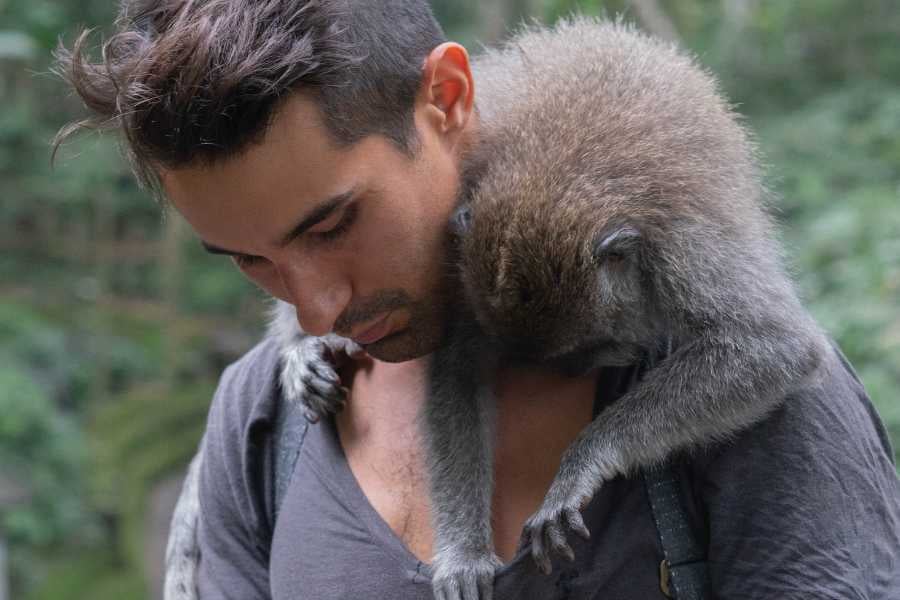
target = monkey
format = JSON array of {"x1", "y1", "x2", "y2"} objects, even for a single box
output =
[
  {"x1": 266, "y1": 296, "x2": 364, "y2": 423},
  {"x1": 164, "y1": 446, "x2": 202, "y2": 600},
  {"x1": 272, "y1": 17, "x2": 828, "y2": 600}
]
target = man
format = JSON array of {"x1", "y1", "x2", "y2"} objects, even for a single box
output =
[{"x1": 56, "y1": 1, "x2": 900, "y2": 598}]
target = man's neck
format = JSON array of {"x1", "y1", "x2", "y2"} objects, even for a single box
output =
[
  {"x1": 336, "y1": 355, "x2": 429, "y2": 446},
  {"x1": 336, "y1": 353, "x2": 598, "y2": 462}
]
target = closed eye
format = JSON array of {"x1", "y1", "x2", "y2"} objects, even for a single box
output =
[
  {"x1": 310, "y1": 202, "x2": 358, "y2": 244},
  {"x1": 232, "y1": 253, "x2": 264, "y2": 269},
  {"x1": 231, "y1": 202, "x2": 359, "y2": 270}
]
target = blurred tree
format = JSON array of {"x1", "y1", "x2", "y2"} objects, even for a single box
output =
[{"x1": 0, "y1": 1, "x2": 897, "y2": 598}]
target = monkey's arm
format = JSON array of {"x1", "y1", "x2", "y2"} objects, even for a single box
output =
[
  {"x1": 424, "y1": 318, "x2": 502, "y2": 600},
  {"x1": 523, "y1": 325, "x2": 826, "y2": 573},
  {"x1": 267, "y1": 299, "x2": 362, "y2": 422}
]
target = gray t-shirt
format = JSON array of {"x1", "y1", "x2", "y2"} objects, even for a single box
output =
[{"x1": 196, "y1": 338, "x2": 900, "y2": 599}]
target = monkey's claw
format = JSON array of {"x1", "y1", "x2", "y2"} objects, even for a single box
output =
[
  {"x1": 521, "y1": 496, "x2": 591, "y2": 575},
  {"x1": 279, "y1": 334, "x2": 361, "y2": 422},
  {"x1": 431, "y1": 550, "x2": 502, "y2": 600}
]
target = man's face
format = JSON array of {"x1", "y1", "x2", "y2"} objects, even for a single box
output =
[{"x1": 161, "y1": 93, "x2": 466, "y2": 362}]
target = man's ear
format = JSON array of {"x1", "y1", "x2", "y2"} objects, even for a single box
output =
[
  {"x1": 420, "y1": 42, "x2": 475, "y2": 138},
  {"x1": 593, "y1": 225, "x2": 641, "y2": 262}
]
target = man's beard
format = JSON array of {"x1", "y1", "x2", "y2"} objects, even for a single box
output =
[
  {"x1": 334, "y1": 288, "x2": 449, "y2": 363},
  {"x1": 342, "y1": 144, "x2": 482, "y2": 363}
]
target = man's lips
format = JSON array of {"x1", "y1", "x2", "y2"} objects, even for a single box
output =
[{"x1": 349, "y1": 312, "x2": 392, "y2": 345}]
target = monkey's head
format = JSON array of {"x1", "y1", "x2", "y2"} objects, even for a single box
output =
[
  {"x1": 450, "y1": 156, "x2": 659, "y2": 373},
  {"x1": 454, "y1": 17, "x2": 782, "y2": 373}
]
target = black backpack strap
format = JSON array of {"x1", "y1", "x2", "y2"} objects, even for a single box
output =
[
  {"x1": 270, "y1": 390, "x2": 310, "y2": 526},
  {"x1": 596, "y1": 345, "x2": 710, "y2": 599},
  {"x1": 643, "y1": 462, "x2": 711, "y2": 599}
]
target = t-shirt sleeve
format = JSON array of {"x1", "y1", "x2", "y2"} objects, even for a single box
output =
[
  {"x1": 699, "y1": 347, "x2": 900, "y2": 599},
  {"x1": 196, "y1": 340, "x2": 281, "y2": 599}
]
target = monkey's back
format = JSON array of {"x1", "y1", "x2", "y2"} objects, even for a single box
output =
[{"x1": 466, "y1": 18, "x2": 801, "y2": 339}]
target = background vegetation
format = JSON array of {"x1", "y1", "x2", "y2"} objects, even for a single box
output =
[{"x1": 1, "y1": 0, "x2": 897, "y2": 598}]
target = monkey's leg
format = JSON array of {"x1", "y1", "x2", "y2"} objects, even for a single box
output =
[
  {"x1": 278, "y1": 333, "x2": 363, "y2": 423},
  {"x1": 164, "y1": 445, "x2": 203, "y2": 600},
  {"x1": 523, "y1": 327, "x2": 825, "y2": 573},
  {"x1": 425, "y1": 322, "x2": 502, "y2": 600}
]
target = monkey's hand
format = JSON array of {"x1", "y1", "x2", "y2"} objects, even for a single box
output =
[
  {"x1": 520, "y1": 483, "x2": 593, "y2": 575},
  {"x1": 431, "y1": 548, "x2": 502, "y2": 600},
  {"x1": 278, "y1": 333, "x2": 364, "y2": 423}
]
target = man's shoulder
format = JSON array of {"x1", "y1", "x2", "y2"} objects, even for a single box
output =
[
  {"x1": 207, "y1": 336, "x2": 283, "y2": 435},
  {"x1": 693, "y1": 343, "x2": 900, "y2": 598},
  {"x1": 198, "y1": 336, "x2": 283, "y2": 552},
  {"x1": 702, "y1": 342, "x2": 895, "y2": 474},
  {"x1": 200, "y1": 334, "x2": 283, "y2": 509},
  {"x1": 194, "y1": 337, "x2": 281, "y2": 596}
]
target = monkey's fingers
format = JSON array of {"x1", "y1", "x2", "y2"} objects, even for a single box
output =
[
  {"x1": 433, "y1": 578, "x2": 460, "y2": 600},
  {"x1": 298, "y1": 405, "x2": 321, "y2": 424},
  {"x1": 529, "y1": 526, "x2": 553, "y2": 575},
  {"x1": 322, "y1": 336, "x2": 365, "y2": 365},
  {"x1": 564, "y1": 508, "x2": 591, "y2": 540},
  {"x1": 301, "y1": 368, "x2": 341, "y2": 396},
  {"x1": 544, "y1": 522, "x2": 575, "y2": 563},
  {"x1": 338, "y1": 339, "x2": 366, "y2": 360},
  {"x1": 461, "y1": 577, "x2": 480, "y2": 600},
  {"x1": 300, "y1": 386, "x2": 348, "y2": 422}
]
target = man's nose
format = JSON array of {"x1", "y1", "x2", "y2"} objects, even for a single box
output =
[{"x1": 275, "y1": 259, "x2": 350, "y2": 337}]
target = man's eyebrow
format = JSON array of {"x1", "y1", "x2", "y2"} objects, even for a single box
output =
[{"x1": 200, "y1": 189, "x2": 355, "y2": 256}]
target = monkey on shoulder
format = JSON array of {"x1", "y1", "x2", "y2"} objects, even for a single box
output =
[{"x1": 272, "y1": 17, "x2": 829, "y2": 600}]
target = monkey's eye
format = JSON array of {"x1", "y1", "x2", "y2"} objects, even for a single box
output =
[{"x1": 450, "y1": 204, "x2": 474, "y2": 235}]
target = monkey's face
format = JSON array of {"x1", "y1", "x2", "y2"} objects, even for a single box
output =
[{"x1": 453, "y1": 173, "x2": 656, "y2": 371}]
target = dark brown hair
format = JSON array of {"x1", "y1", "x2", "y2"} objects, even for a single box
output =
[{"x1": 53, "y1": 0, "x2": 446, "y2": 197}]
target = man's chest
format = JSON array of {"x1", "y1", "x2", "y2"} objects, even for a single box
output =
[
  {"x1": 332, "y1": 360, "x2": 603, "y2": 564},
  {"x1": 342, "y1": 425, "x2": 435, "y2": 561},
  {"x1": 271, "y1": 422, "x2": 669, "y2": 600}
]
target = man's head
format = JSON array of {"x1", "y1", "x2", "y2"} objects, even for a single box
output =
[{"x1": 55, "y1": 0, "x2": 478, "y2": 362}]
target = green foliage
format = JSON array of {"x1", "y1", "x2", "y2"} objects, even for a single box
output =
[
  {"x1": 0, "y1": 356, "x2": 96, "y2": 593},
  {"x1": 1, "y1": 0, "x2": 898, "y2": 598},
  {"x1": 0, "y1": 365, "x2": 87, "y2": 547},
  {"x1": 27, "y1": 550, "x2": 146, "y2": 600},
  {"x1": 755, "y1": 84, "x2": 900, "y2": 458},
  {"x1": 541, "y1": 0, "x2": 623, "y2": 23},
  {"x1": 89, "y1": 382, "x2": 211, "y2": 570}
]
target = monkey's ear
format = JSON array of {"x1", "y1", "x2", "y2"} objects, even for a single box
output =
[
  {"x1": 450, "y1": 204, "x2": 474, "y2": 236},
  {"x1": 593, "y1": 225, "x2": 641, "y2": 262}
]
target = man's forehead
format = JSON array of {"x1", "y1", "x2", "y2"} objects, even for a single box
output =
[
  {"x1": 161, "y1": 103, "x2": 345, "y2": 203},
  {"x1": 198, "y1": 188, "x2": 357, "y2": 257}
]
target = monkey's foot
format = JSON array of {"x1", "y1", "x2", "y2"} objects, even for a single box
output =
[
  {"x1": 279, "y1": 334, "x2": 363, "y2": 423},
  {"x1": 431, "y1": 549, "x2": 502, "y2": 600},
  {"x1": 520, "y1": 490, "x2": 592, "y2": 575}
]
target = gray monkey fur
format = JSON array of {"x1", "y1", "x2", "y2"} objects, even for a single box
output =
[
  {"x1": 266, "y1": 296, "x2": 363, "y2": 423},
  {"x1": 164, "y1": 446, "x2": 202, "y2": 600},
  {"x1": 273, "y1": 16, "x2": 828, "y2": 600}
]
